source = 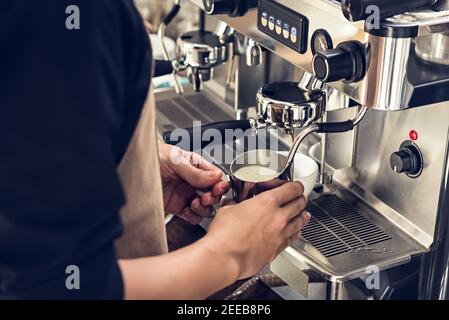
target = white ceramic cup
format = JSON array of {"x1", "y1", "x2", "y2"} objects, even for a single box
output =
[{"x1": 278, "y1": 151, "x2": 318, "y2": 198}]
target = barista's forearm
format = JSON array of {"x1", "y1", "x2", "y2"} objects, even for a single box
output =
[{"x1": 118, "y1": 236, "x2": 240, "y2": 300}]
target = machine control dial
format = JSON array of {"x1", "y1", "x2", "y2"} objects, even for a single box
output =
[
  {"x1": 311, "y1": 29, "x2": 333, "y2": 55},
  {"x1": 390, "y1": 141, "x2": 423, "y2": 178},
  {"x1": 312, "y1": 40, "x2": 367, "y2": 83},
  {"x1": 203, "y1": 0, "x2": 258, "y2": 16}
]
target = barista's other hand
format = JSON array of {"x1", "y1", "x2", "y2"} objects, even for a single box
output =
[
  {"x1": 159, "y1": 143, "x2": 230, "y2": 224},
  {"x1": 202, "y1": 182, "x2": 311, "y2": 280}
]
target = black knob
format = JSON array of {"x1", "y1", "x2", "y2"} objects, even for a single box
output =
[
  {"x1": 203, "y1": 0, "x2": 258, "y2": 16},
  {"x1": 390, "y1": 141, "x2": 423, "y2": 178},
  {"x1": 390, "y1": 150, "x2": 414, "y2": 174},
  {"x1": 341, "y1": 0, "x2": 434, "y2": 22},
  {"x1": 312, "y1": 41, "x2": 367, "y2": 83}
]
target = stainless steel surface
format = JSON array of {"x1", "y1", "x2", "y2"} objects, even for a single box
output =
[
  {"x1": 319, "y1": 112, "x2": 330, "y2": 185},
  {"x1": 245, "y1": 39, "x2": 263, "y2": 67},
  {"x1": 270, "y1": 252, "x2": 310, "y2": 297},
  {"x1": 418, "y1": 128, "x2": 449, "y2": 299},
  {"x1": 335, "y1": 103, "x2": 449, "y2": 248},
  {"x1": 287, "y1": 186, "x2": 426, "y2": 282},
  {"x1": 176, "y1": 30, "x2": 234, "y2": 91},
  {"x1": 255, "y1": 83, "x2": 325, "y2": 130},
  {"x1": 302, "y1": 194, "x2": 391, "y2": 258},
  {"x1": 159, "y1": 5, "x2": 235, "y2": 93},
  {"x1": 232, "y1": 48, "x2": 296, "y2": 119},
  {"x1": 155, "y1": 86, "x2": 234, "y2": 136},
  {"x1": 177, "y1": 32, "x2": 233, "y2": 70},
  {"x1": 385, "y1": 8, "x2": 449, "y2": 27},
  {"x1": 190, "y1": 0, "x2": 449, "y2": 110},
  {"x1": 416, "y1": 26, "x2": 449, "y2": 64},
  {"x1": 282, "y1": 106, "x2": 368, "y2": 182},
  {"x1": 229, "y1": 149, "x2": 287, "y2": 202},
  {"x1": 362, "y1": 36, "x2": 413, "y2": 111},
  {"x1": 184, "y1": 0, "x2": 449, "y2": 299}
]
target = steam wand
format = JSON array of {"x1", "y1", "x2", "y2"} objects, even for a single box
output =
[
  {"x1": 279, "y1": 106, "x2": 368, "y2": 181},
  {"x1": 158, "y1": 0, "x2": 184, "y2": 94}
]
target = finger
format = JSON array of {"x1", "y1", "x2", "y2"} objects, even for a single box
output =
[
  {"x1": 212, "y1": 181, "x2": 230, "y2": 197},
  {"x1": 174, "y1": 154, "x2": 224, "y2": 189},
  {"x1": 280, "y1": 232, "x2": 301, "y2": 253},
  {"x1": 200, "y1": 192, "x2": 218, "y2": 207},
  {"x1": 260, "y1": 182, "x2": 304, "y2": 206},
  {"x1": 284, "y1": 211, "x2": 311, "y2": 239},
  {"x1": 282, "y1": 196, "x2": 308, "y2": 221},
  {"x1": 191, "y1": 198, "x2": 214, "y2": 218},
  {"x1": 190, "y1": 152, "x2": 220, "y2": 172},
  {"x1": 179, "y1": 207, "x2": 203, "y2": 225},
  {"x1": 258, "y1": 178, "x2": 287, "y2": 191}
]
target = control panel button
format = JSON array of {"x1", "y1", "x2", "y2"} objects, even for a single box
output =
[
  {"x1": 283, "y1": 23, "x2": 290, "y2": 39},
  {"x1": 257, "y1": 0, "x2": 309, "y2": 54},
  {"x1": 291, "y1": 27, "x2": 298, "y2": 43},
  {"x1": 268, "y1": 16, "x2": 275, "y2": 30},
  {"x1": 276, "y1": 19, "x2": 282, "y2": 35},
  {"x1": 261, "y1": 12, "x2": 268, "y2": 27}
]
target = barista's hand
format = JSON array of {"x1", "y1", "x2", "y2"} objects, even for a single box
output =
[
  {"x1": 159, "y1": 143, "x2": 230, "y2": 224},
  {"x1": 202, "y1": 182, "x2": 311, "y2": 279}
]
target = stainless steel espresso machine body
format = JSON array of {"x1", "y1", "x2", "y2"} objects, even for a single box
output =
[{"x1": 185, "y1": 0, "x2": 449, "y2": 299}]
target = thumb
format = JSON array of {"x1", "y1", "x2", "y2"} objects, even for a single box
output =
[{"x1": 175, "y1": 162, "x2": 223, "y2": 189}]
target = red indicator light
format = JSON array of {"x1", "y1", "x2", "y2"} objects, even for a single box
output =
[{"x1": 409, "y1": 130, "x2": 419, "y2": 141}]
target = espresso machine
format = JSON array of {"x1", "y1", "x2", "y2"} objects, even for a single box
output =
[{"x1": 160, "y1": 0, "x2": 449, "y2": 299}]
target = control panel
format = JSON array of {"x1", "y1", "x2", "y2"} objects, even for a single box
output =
[{"x1": 257, "y1": 0, "x2": 309, "y2": 54}]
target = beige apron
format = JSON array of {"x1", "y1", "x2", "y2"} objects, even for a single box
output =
[{"x1": 115, "y1": 89, "x2": 168, "y2": 259}]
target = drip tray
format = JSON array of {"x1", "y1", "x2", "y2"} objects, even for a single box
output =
[
  {"x1": 303, "y1": 195, "x2": 392, "y2": 258},
  {"x1": 155, "y1": 87, "x2": 234, "y2": 135},
  {"x1": 289, "y1": 187, "x2": 427, "y2": 282}
]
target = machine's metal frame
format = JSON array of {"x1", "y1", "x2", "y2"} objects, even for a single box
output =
[{"x1": 186, "y1": 0, "x2": 449, "y2": 299}]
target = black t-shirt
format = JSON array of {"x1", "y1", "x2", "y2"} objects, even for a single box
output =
[{"x1": 0, "y1": 0, "x2": 152, "y2": 299}]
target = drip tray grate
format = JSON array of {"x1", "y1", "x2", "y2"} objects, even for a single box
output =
[{"x1": 302, "y1": 195, "x2": 392, "y2": 258}]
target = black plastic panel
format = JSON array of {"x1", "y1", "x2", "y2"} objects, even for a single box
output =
[
  {"x1": 257, "y1": 0, "x2": 309, "y2": 54},
  {"x1": 408, "y1": 45, "x2": 449, "y2": 108}
]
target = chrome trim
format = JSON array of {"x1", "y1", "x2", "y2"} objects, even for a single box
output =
[
  {"x1": 177, "y1": 33, "x2": 234, "y2": 69},
  {"x1": 255, "y1": 90, "x2": 324, "y2": 130}
]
